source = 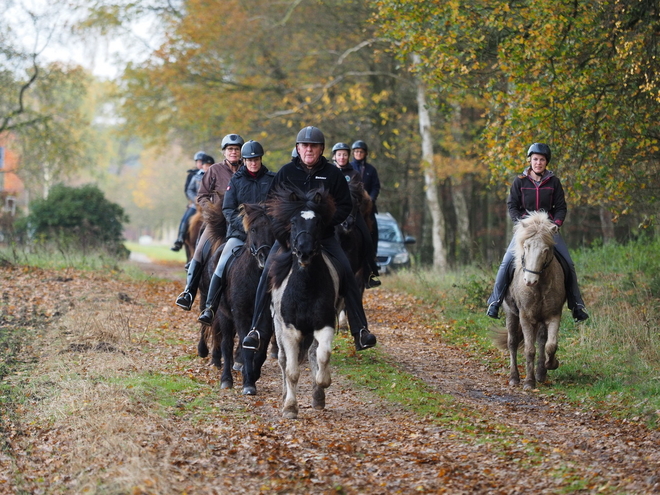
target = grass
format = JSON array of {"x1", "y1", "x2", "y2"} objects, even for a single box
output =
[
  {"x1": 383, "y1": 237, "x2": 660, "y2": 428},
  {"x1": 124, "y1": 241, "x2": 187, "y2": 263}
]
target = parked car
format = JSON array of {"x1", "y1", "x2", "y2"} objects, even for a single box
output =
[{"x1": 375, "y1": 212, "x2": 416, "y2": 273}]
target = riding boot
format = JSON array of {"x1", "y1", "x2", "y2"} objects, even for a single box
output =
[
  {"x1": 175, "y1": 259, "x2": 203, "y2": 311},
  {"x1": 198, "y1": 274, "x2": 222, "y2": 325},
  {"x1": 171, "y1": 239, "x2": 183, "y2": 252},
  {"x1": 486, "y1": 252, "x2": 515, "y2": 319},
  {"x1": 556, "y1": 253, "x2": 589, "y2": 322},
  {"x1": 352, "y1": 327, "x2": 377, "y2": 351}
]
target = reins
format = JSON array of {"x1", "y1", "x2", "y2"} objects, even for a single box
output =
[{"x1": 521, "y1": 253, "x2": 553, "y2": 275}]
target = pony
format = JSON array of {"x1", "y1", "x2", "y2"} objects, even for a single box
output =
[
  {"x1": 211, "y1": 203, "x2": 275, "y2": 395},
  {"x1": 493, "y1": 211, "x2": 566, "y2": 390},
  {"x1": 267, "y1": 186, "x2": 339, "y2": 419},
  {"x1": 195, "y1": 195, "x2": 228, "y2": 361}
]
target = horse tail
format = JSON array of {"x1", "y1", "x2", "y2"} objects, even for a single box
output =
[{"x1": 491, "y1": 326, "x2": 523, "y2": 351}]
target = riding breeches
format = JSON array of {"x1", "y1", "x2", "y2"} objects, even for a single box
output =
[
  {"x1": 250, "y1": 236, "x2": 370, "y2": 336},
  {"x1": 487, "y1": 233, "x2": 585, "y2": 310},
  {"x1": 176, "y1": 205, "x2": 197, "y2": 241},
  {"x1": 213, "y1": 237, "x2": 244, "y2": 278},
  {"x1": 192, "y1": 227, "x2": 212, "y2": 263}
]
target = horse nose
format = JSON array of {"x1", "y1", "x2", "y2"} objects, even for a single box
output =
[{"x1": 524, "y1": 276, "x2": 539, "y2": 287}]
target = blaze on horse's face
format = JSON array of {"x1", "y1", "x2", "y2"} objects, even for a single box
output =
[{"x1": 291, "y1": 209, "x2": 321, "y2": 268}]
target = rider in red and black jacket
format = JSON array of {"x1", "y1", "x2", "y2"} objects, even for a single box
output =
[{"x1": 487, "y1": 143, "x2": 588, "y2": 322}]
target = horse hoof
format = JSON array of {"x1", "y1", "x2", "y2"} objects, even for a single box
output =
[
  {"x1": 282, "y1": 410, "x2": 298, "y2": 419},
  {"x1": 523, "y1": 382, "x2": 535, "y2": 391},
  {"x1": 546, "y1": 358, "x2": 559, "y2": 370},
  {"x1": 197, "y1": 344, "x2": 209, "y2": 358},
  {"x1": 508, "y1": 378, "x2": 520, "y2": 387},
  {"x1": 242, "y1": 386, "x2": 257, "y2": 396},
  {"x1": 220, "y1": 381, "x2": 234, "y2": 390},
  {"x1": 233, "y1": 362, "x2": 244, "y2": 371}
]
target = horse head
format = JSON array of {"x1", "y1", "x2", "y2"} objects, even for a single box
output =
[
  {"x1": 267, "y1": 186, "x2": 336, "y2": 269},
  {"x1": 240, "y1": 203, "x2": 274, "y2": 270},
  {"x1": 514, "y1": 211, "x2": 558, "y2": 287}
]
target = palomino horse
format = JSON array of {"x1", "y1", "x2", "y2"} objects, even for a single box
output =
[
  {"x1": 495, "y1": 211, "x2": 566, "y2": 390},
  {"x1": 267, "y1": 186, "x2": 339, "y2": 419},
  {"x1": 212, "y1": 203, "x2": 275, "y2": 395}
]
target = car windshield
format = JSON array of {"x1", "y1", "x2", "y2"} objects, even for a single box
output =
[{"x1": 378, "y1": 221, "x2": 403, "y2": 243}]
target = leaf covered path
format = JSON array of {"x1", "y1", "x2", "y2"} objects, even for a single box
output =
[{"x1": 0, "y1": 263, "x2": 658, "y2": 494}]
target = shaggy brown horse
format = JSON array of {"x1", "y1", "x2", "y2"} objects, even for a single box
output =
[
  {"x1": 183, "y1": 209, "x2": 203, "y2": 264},
  {"x1": 494, "y1": 211, "x2": 566, "y2": 390}
]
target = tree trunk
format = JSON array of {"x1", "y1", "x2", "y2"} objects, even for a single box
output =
[
  {"x1": 599, "y1": 206, "x2": 615, "y2": 244},
  {"x1": 413, "y1": 54, "x2": 446, "y2": 271}
]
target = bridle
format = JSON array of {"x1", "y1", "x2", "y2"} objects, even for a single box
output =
[{"x1": 521, "y1": 253, "x2": 553, "y2": 275}]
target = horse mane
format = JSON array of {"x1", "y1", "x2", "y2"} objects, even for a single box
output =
[
  {"x1": 241, "y1": 203, "x2": 267, "y2": 232},
  {"x1": 201, "y1": 194, "x2": 227, "y2": 244},
  {"x1": 513, "y1": 211, "x2": 557, "y2": 258},
  {"x1": 266, "y1": 185, "x2": 336, "y2": 248}
]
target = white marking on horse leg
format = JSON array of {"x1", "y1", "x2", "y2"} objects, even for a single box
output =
[
  {"x1": 279, "y1": 323, "x2": 302, "y2": 418},
  {"x1": 545, "y1": 316, "x2": 561, "y2": 370},
  {"x1": 313, "y1": 326, "x2": 334, "y2": 388}
]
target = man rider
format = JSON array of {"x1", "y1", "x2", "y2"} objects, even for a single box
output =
[{"x1": 242, "y1": 126, "x2": 378, "y2": 352}]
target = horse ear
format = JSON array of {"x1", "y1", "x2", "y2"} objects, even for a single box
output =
[
  {"x1": 238, "y1": 204, "x2": 246, "y2": 216},
  {"x1": 312, "y1": 192, "x2": 323, "y2": 204},
  {"x1": 550, "y1": 223, "x2": 559, "y2": 235},
  {"x1": 289, "y1": 191, "x2": 300, "y2": 202}
]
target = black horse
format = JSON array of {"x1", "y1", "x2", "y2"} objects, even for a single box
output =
[
  {"x1": 211, "y1": 203, "x2": 275, "y2": 395},
  {"x1": 267, "y1": 186, "x2": 339, "y2": 419}
]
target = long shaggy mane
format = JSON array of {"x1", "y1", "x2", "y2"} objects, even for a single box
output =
[
  {"x1": 266, "y1": 185, "x2": 336, "y2": 248},
  {"x1": 241, "y1": 203, "x2": 268, "y2": 233},
  {"x1": 201, "y1": 192, "x2": 227, "y2": 244},
  {"x1": 513, "y1": 211, "x2": 557, "y2": 259}
]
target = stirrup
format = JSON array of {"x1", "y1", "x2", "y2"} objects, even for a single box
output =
[
  {"x1": 198, "y1": 308, "x2": 215, "y2": 325},
  {"x1": 243, "y1": 329, "x2": 261, "y2": 351},
  {"x1": 175, "y1": 291, "x2": 193, "y2": 311},
  {"x1": 486, "y1": 302, "x2": 500, "y2": 319}
]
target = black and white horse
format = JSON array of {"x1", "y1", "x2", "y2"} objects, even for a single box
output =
[{"x1": 267, "y1": 186, "x2": 339, "y2": 419}]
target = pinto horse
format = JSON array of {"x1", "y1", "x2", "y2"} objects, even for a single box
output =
[
  {"x1": 494, "y1": 211, "x2": 566, "y2": 390},
  {"x1": 211, "y1": 203, "x2": 275, "y2": 395},
  {"x1": 267, "y1": 186, "x2": 339, "y2": 419}
]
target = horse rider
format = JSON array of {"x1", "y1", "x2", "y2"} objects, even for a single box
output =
[
  {"x1": 486, "y1": 142, "x2": 589, "y2": 322},
  {"x1": 197, "y1": 140, "x2": 275, "y2": 325},
  {"x1": 350, "y1": 140, "x2": 381, "y2": 249},
  {"x1": 242, "y1": 126, "x2": 378, "y2": 352},
  {"x1": 175, "y1": 133, "x2": 244, "y2": 311},
  {"x1": 171, "y1": 151, "x2": 214, "y2": 252},
  {"x1": 332, "y1": 141, "x2": 381, "y2": 288}
]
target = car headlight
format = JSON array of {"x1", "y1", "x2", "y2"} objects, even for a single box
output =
[{"x1": 392, "y1": 251, "x2": 409, "y2": 264}]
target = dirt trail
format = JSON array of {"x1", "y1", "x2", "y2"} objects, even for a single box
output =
[{"x1": 0, "y1": 261, "x2": 658, "y2": 494}]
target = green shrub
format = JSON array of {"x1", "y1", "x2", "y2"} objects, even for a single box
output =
[{"x1": 21, "y1": 184, "x2": 130, "y2": 257}]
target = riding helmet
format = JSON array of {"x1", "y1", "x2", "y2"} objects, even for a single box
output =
[
  {"x1": 526, "y1": 143, "x2": 551, "y2": 163},
  {"x1": 193, "y1": 151, "x2": 206, "y2": 161},
  {"x1": 296, "y1": 126, "x2": 325, "y2": 145},
  {"x1": 331, "y1": 142, "x2": 351, "y2": 155},
  {"x1": 202, "y1": 154, "x2": 215, "y2": 165},
  {"x1": 241, "y1": 140, "x2": 264, "y2": 159},
  {"x1": 351, "y1": 140, "x2": 368, "y2": 153},
  {"x1": 221, "y1": 134, "x2": 245, "y2": 150}
]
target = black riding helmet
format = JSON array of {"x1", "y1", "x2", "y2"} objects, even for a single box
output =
[
  {"x1": 527, "y1": 143, "x2": 551, "y2": 163},
  {"x1": 331, "y1": 142, "x2": 350, "y2": 155},
  {"x1": 296, "y1": 126, "x2": 325, "y2": 145},
  {"x1": 193, "y1": 151, "x2": 206, "y2": 161},
  {"x1": 351, "y1": 140, "x2": 368, "y2": 153},
  {"x1": 221, "y1": 134, "x2": 245, "y2": 150},
  {"x1": 242, "y1": 140, "x2": 264, "y2": 159},
  {"x1": 202, "y1": 154, "x2": 215, "y2": 165}
]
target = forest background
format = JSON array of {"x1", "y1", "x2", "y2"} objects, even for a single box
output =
[{"x1": 1, "y1": 0, "x2": 659, "y2": 269}]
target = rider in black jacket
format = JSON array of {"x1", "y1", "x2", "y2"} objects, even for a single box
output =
[{"x1": 242, "y1": 126, "x2": 378, "y2": 352}]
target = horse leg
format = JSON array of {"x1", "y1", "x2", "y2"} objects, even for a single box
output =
[
  {"x1": 269, "y1": 333, "x2": 279, "y2": 359},
  {"x1": 197, "y1": 324, "x2": 209, "y2": 358},
  {"x1": 535, "y1": 323, "x2": 549, "y2": 384},
  {"x1": 220, "y1": 321, "x2": 235, "y2": 389},
  {"x1": 310, "y1": 326, "x2": 334, "y2": 410},
  {"x1": 233, "y1": 341, "x2": 244, "y2": 371},
  {"x1": 277, "y1": 325, "x2": 302, "y2": 419},
  {"x1": 506, "y1": 316, "x2": 521, "y2": 386},
  {"x1": 520, "y1": 317, "x2": 537, "y2": 391},
  {"x1": 210, "y1": 319, "x2": 222, "y2": 368},
  {"x1": 545, "y1": 316, "x2": 561, "y2": 371}
]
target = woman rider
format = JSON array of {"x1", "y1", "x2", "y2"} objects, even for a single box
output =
[
  {"x1": 175, "y1": 133, "x2": 244, "y2": 311},
  {"x1": 332, "y1": 142, "x2": 381, "y2": 288},
  {"x1": 486, "y1": 143, "x2": 589, "y2": 322},
  {"x1": 197, "y1": 140, "x2": 275, "y2": 324}
]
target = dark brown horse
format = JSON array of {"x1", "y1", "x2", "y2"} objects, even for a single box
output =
[
  {"x1": 211, "y1": 203, "x2": 275, "y2": 394},
  {"x1": 493, "y1": 211, "x2": 566, "y2": 390},
  {"x1": 183, "y1": 209, "x2": 203, "y2": 264}
]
